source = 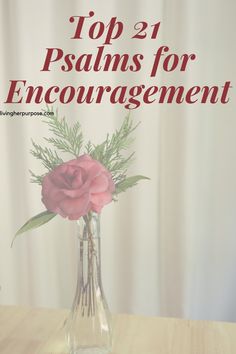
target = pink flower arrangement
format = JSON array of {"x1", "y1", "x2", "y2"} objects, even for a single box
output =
[{"x1": 13, "y1": 110, "x2": 148, "y2": 240}]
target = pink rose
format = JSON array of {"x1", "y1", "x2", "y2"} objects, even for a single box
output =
[{"x1": 41, "y1": 154, "x2": 115, "y2": 220}]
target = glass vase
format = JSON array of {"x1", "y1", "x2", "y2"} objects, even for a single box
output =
[
  {"x1": 66, "y1": 213, "x2": 112, "y2": 354},
  {"x1": 37, "y1": 212, "x2": 112, "y2": 354}
]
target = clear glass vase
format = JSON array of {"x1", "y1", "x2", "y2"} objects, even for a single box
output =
[
  {"x1": 66, "y1": 213, "x2": 112, "y2": 354},
  {"x1": 37, "y1": 213, "x2": 112, "y2": 354}
]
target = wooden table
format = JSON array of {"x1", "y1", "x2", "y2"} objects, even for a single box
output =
[{"x1": 1, "y1": 305, "x2": 236, "y2": 353}]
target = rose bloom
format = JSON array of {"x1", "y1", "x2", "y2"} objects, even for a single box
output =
[{"x1": 42, "y1": 154, "x2": 115, "y2": 220}]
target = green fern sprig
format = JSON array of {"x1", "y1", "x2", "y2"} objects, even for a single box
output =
[
  {"x1": 30, "y1": 140, "x2": 63, "y2": 171},
  {"x1": 30, "y1": 108, "x2": 149, "y2": 194},
  {"x1": 29, "y1": 170, "x2": 44, "y2": 185},
  {"x1": 44, "y1": 108, "x2": 83, "y2": 157},
  {"x1": 89, "y1": 114, "x2": 139, "y2": 185}
]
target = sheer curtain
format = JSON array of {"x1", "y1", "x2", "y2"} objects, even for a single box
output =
[{"x1": 0, "y1": 0, "x2": 236, "y2": 322}]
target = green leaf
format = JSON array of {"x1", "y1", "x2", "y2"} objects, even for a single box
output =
[
  {"x1": 12, "y1": 211, "x2": 57, "y2": 247},
  {"x1": 115, "y1": 175, "x2": 150, "y2": 194}
]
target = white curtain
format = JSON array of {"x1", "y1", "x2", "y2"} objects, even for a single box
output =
[{"x1": 0, "y1": 0, "x2": 236, "y2": 322}]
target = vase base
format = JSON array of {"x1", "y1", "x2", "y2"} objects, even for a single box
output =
[
  {"x1": 38, "y1": 340, "x2": 110, "y2": 354},
  {"x1": 70, "y1": 347, "x2": 110, "y2": 354}
]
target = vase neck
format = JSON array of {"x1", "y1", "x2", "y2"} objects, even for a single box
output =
[
  {"x1": 73, "y1": 214, "x2": 103, "y2": 316},
  {"x1": 77, "y1": 213, "x2": 100, "y2": 241},
  {"x1": 77, "y1": 213, "x2": 102, "y2": 279}
]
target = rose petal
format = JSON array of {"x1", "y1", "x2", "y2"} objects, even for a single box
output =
[
  {"x1": 50, "y1": 165, "x2": 71, "y2": 188},
  {"x1": 70, "y1": 167, "x2": 87, "y2": 189},
  {"x1": 90, "y1": 191, "x2": 113, "y2": 207},
  {"x1": 42, "y1": 175, "x2": 66, "y2": 211},
  {"x1": 61, "y1": 185, "x2": 88, "y2": 199},
  {"x1": 90, "y1": 173, "x2": 109, "y2": 193},
  {"x1": 59, "y1": 193, "x2": 90, "y2": 219},
  {"x1": 91, "y1": 203, "x2": 103, "y2": 214}
]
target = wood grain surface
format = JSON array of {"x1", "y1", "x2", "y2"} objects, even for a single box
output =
[{"x1": 0, "y1": 305, "x2": 236, "y2": 353}]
